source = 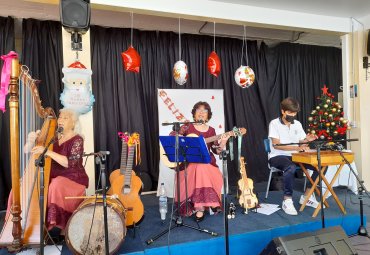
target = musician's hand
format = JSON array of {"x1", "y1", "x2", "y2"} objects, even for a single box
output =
[
  {"x1": 298, "y1": 145, "x2": 309, "y2": 152},
  {"x1": 31, "y1": 146, "x2": 48, "y2": 156},
  {"x1": 305, "y1": 133, "x2": 317, "y2": 142}
]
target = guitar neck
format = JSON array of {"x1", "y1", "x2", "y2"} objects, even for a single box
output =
[
  {"x1": 205, "y1": 131, "x2": 235, "y2": 144},
  {"x1": 240, "y1": 158, "x2": 250, "y2": 189},
  {"x1": 124, "y1": 146, "x2": 135, "y2": 188},
  {"x1": 119, "y1": 141, "x2": 128, "y2": 175}
]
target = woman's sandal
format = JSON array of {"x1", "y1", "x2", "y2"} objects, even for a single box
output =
[
  {"x1": 211, "y1": 206, "x2": 222, "y2": 213},
  {"x1": 194, "y1": 210, "x2": 205, "y2": 222}
]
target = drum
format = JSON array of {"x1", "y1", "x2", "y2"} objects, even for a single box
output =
[{"x1": 65, "y1": 197, "x2": 126, "y2": 255}]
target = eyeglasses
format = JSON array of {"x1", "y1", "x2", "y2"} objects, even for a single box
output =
[{"x1": 196, "y1": 109, "x2": 208, "y2": 113}]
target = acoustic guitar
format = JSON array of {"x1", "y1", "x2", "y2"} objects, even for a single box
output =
[
  {"x1": 238, "y1": 157, "x2": 258, "y2": 209},
  {"x1": 109, "y1": 132, "x2": 129, "y2": 183},
  {"x1": 161, "y1": 127, "x2": 247, "y2": 168},
  {"x1": 108, "y1": 133, "x2": 144, "y2": 226}
]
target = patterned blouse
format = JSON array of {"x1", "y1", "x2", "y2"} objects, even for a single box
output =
[
  {"x1": 50, "y1": 135, "x2": 89, "y2": 187},
  {"x1": 170, "y1": 123, "x2": 220, "y2": 167}
]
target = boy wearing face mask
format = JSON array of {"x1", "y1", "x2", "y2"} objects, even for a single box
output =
[{"x1": 268, "y1": 97, "x2": 318, "y2": 215}]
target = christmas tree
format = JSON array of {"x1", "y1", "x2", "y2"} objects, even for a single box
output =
[{"x1": 307, "y1": 85, "x2": 350, "y2": 140}]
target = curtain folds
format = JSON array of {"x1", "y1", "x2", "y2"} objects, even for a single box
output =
[
  {"x1": 0, "y1": 16, "x2": 15, "y2": 210},
  {"x1": 90, "y1": 25, "x2": 342, "y2": 189}
]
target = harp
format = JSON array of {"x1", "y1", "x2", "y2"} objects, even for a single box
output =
[{"x1": 0, "y1": 58, "x2": 57, "y2": 249}]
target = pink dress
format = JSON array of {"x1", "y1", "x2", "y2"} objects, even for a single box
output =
[
  {"x1": 46, "y1": 135, "x2": 89, "y2": 230},
  {"x1": 170, "y1": 124, "x2": 223, "y2": 215}
]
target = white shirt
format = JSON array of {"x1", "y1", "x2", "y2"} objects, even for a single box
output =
[{"x1": 268, "y1": 117, "x2": 306, "y2": 159}]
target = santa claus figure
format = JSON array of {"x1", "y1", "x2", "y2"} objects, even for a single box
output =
[{"x1": 60, "y1": 61, "x2": 95, "y2": 114}]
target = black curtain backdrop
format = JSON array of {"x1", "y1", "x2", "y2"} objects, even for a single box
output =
[
  {"x1": 21, "y1": 19, "x2": 64, "y2": 111},
  {"x1": 0, "y1": 16, "x2": 15, "y2": 210},
  {"x1": 0, "y1": 18, "x2": 63, "y2": 209},
  {"x1": 90, "y1": 26, "x2": 342, "y2": 190}
]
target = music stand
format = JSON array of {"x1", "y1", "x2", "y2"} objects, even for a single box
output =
[{"x1": 146, "y1": 135, "x2": 217, "y2": 244}]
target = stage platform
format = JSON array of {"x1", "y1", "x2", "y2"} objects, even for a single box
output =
[{"x1": 0, "y1": 181, "x2": 367, "y2": 255}]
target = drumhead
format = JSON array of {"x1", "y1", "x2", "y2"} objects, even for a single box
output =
[{"x1": 66, "y1": 200, "x2": 126, "y2": 255}]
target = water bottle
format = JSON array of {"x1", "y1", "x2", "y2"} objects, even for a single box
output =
[{"x1": 159, "y1": 183, "x2": 167, "y2": 221}]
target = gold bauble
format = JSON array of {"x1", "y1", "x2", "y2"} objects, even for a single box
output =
[
  {"x1": 308, "y1": 117, "x2": 313, "y2": 122},
  {"x1": 331, "y1": 122, "x2": 336, "y2": 126},
  {"x1": 333, "y1": 131, "x2": 338, "y2": 136},
  {"x1": 311, "y1": 110, "x2": 317, "y2": 114},
  {"x1": 326, "y1": 99, "x2": 331, "y2": 103},
  {"x1": 324, "y1": 112, "x2": 328, "y2": 116},
  {"x1": 332, "y1": 108, "x2": 337, "y2": 112},
  {"x1": 339, "y1": 117, "x2": 344, "y2": 121},
  {"x1": 316, "y1": 106, "x2": 320, "y2": 110},
  {"x1": 311, "y1": 130, "x2": 316, "y2": 134},
  {"x1": 337, "y1": 104, "x2": 342, "y2": 109},
  {"x1": 328, "y1": 114, "x2": 333, "y2": 118},
  {"x1": 347, "y1": 126, "x2": 351, "y2": 130},
  {"x1": 342, "y1": 119, "x2": 348, "y2": 124},
  {"x1": 323, "y1": 104, "x2": 328, "y2": 108},
  {"x1": 325, "y1": 122, "x2": 331, "y2": 127}
]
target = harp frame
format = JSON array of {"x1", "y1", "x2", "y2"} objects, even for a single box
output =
[{"x1": 0, "y1": 58, "x2": 57, "y2": 250}]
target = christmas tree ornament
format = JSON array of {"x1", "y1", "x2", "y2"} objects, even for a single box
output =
[
  {"x1": 324, "y1": 112, "x2": 328, "y2": 116},
  {"x1": 332, "y1": 108, "x2": 337, "y2": 112},
  {"x1": 342, "y1": 119, "x2": 348, "y2": 124},
  {"x1": 331, "y1": 122, "x2": 335, "y2": 126},
  {"x1": 326, "y1": 99, "x2": 331, "y2": 103},
  {"x1": 316, "y1": 106, "x2": 320, "y2": 110},
  {"x1": 323, "y1": 104, "x2": 328, "y2": 108},
  {"x1": 333, "y1": 131, "x2": 338, "y2": 136},
  {"x1": 320, "y1": 135, "x2": 325, "y2": 139},
  {"x1": 311, "y1": 110, "x2": 317, "y2": 114},
  {"x1": 308, "y1": 117, "x2": 313, "y2": 122},
  {"x1": 311, "y1": 130, "x2": 316, "y2": 134},
  {"x1": 325, "y1": 122, "x2": 330, "y2": 127},
  {"x1": 339, "y1": 117, "x2": 344, "y2": 121}
]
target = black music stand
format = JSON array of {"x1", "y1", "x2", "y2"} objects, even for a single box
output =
[{"x1": 146, "y1": 134, "x2": 217, "y2": 244}]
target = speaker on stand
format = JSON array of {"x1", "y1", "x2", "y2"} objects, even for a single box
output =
[{"x1": 60, "y1": 0, "x2": 91, "y2": 51}]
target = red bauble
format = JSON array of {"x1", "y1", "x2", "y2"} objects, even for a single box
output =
[
  {"x1": 207, "y1": 51, "x2": 221, "y2": 77},
  {"x1": 121, "y1": 46, "x2": 141, "y2": 73}
]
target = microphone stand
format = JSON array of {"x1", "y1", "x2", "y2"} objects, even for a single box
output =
[
  {"x1": 95, "y1": 154, "x2": 110, "y2": 255},
  {"x1": 220, "y1": 149, "x2": 230, "y2": 255},
  {"x1": 333, "y1": 147, "x2": 370, "y2": 238},
  {"x1": 34, "y1": 136, "x2": 57, "y2": 255},
  {"x1": 146, "y1": 120, "x2": 217, "y2": 245}
]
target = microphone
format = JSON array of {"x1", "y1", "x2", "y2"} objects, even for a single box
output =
[
  {"x1": 83, "y1": 151, "x2": 110, "y2": 157},
  {"x1": 56, "y1": 126, "x2": 64, "y2": 134}
]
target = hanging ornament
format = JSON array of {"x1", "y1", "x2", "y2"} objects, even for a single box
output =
[
  {"x1": 234, "y1": 26, "x2": 255, "y2": 88},
  {"x1": 332, "y1": 108, "x2": 337, "y2": 112},
  {"x1": 308, "y1": 117, "x2": 313, "y2": 122},
  {"x1": 121, "y1": 13, "x2": 141, "y2": 73},
  {"x1": 326, "y1": 99, "x2": 331, "y2": 103},
  {"x1": 311, "y1": 130, "x2": 316, "y2": 134},
  {"x1": 173, "y1": 18, "x2": 188, "y2": 85},
  {"x1": 323, "y1": 104, "x2": 328, "y2": 108},
  {"x1": 207, "y1": 22, "x2": 221, "y2": 77},
  {"x1": 320, "y1": 135, "x2": 325, "y2": 139},
  {"x1": 316, "y1": 106, "x2": 320, "y2": 110},
  {"x1": 173, "y1": 60, "x2": 188, "y2": 85},
  {"x1": 234, "y1": 65, "x2": 255, "y2": 88},
  {"x1": 311, "y1": 110, "x2": 317, "y2": 114},
  {"x1": 331, "y1": 122, "x2": 336, "y2": 126},
  {"x1": 333, "y1": 131, "x2": 338, "y2": 136},
  {"x1": 121, "y1": 46, "x2": 141, "y2": 73}
]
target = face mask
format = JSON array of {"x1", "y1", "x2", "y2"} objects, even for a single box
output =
[{"x1": 284, "y1": 114, "x2": 295, "y2": 123}]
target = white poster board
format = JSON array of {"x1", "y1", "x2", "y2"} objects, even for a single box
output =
[{"x1": 157, "y1": 89, "x2": 224, "y2": 197}]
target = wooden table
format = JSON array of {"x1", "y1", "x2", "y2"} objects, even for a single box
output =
[{"x1": 292, "y1": 151, "x2": 354, "y2": 217}]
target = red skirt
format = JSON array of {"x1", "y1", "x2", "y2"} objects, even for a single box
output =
[{"x1": 175, "y1": 163, "x2": 223, "y2": 215}]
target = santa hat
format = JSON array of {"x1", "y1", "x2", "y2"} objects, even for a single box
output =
[{"x1": 62, "y1": 61, "x2": 92, "y2": 76}]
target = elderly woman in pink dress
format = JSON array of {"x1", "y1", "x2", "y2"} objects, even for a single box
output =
[
  {"x1": 170, "y1": 101, "x2": 229, "y2": 222},
  {"x1": 30, "y1": 108, "x2": 88, "y2": 234}
]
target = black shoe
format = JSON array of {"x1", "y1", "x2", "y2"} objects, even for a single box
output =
[
  {"x1": 195, "y1": 211, "x2": 205, "y2": 222},
  {"x1": 211, "y1": 206, "x2": 222, "y2": 213}
]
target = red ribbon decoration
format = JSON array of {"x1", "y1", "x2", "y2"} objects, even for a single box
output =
[
  {"x1": 0, "y1": 51, "x2": 18, "y2": 112},
  {"x1": 207, "y1": 51, "x2": 221, "y2": 77},
  {"x1": 121, "y1": 46, "x2": 141, "y2": 73}
]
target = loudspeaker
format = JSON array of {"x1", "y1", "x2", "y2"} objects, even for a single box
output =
[
  {"x1": 260, "y1": 226, "x2": 357, "y2": 255},
  {"x1": 60, "y1": 0, "x2": 91, "y2": 34}
]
